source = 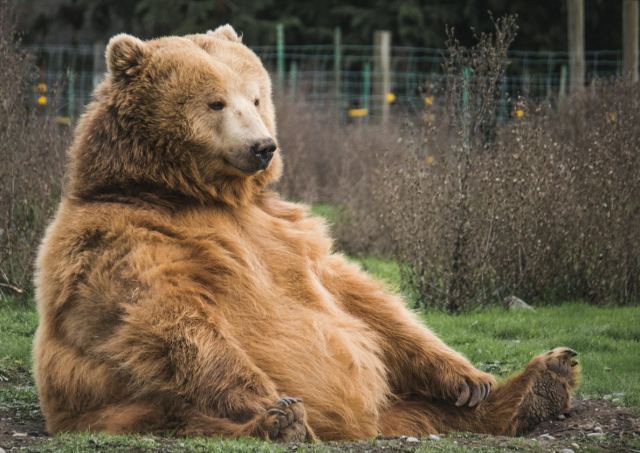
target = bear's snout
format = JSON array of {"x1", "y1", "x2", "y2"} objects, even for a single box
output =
[{"x1": 250, "y1": 138, "x2": 276, "y2": 170}]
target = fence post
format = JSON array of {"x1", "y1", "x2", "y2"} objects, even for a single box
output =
[
  {"x1": 276, "y1": 23, "x2": 285, "y2": 89},
  {"x1": 499, "y1": 74, "x2": 508, "y2": 123},
  {"x1": 334, "y1": 27, "x2": 342, "y2": 105},
  {"x1": 67, "y1": 69, "x2": 76, "y2": 120},
  {"x1": 373, "y1": 30, "x2": 391, "y2": 123},
  {"x1": 362, "y1": 62, "x2": 371, "y2": 117},
  {"x1": 92, "y1": 42, "x2": 105, "y2": 89},
  {"x1": 289, "y1": 61, "x2": 297, "y2": 99},
  {"x1": 623, "y1": 0, "x2": 639, "y2": 82},
  {"x1": 559, "y1": 64, "x2": 568, "y2": 101},
  {"x1": 567, "y1": 0, "x2": 585, "y2": 94},
  {"x1": 546, "y1": 52, "x2": 554, "y2": 99}
]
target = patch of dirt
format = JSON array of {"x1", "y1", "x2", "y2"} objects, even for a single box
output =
[
  {"x1": 0, "y1": 412, "x2": 44, "y2": 451},
  {"x1": 0, "y1": 398, "x2": 638, "y2": 452},
  {"x1": 529, "y1": 398, "x2": 640, "y2": 440}
]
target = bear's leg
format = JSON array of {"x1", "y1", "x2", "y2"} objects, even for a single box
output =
[
  {"x1": 380, "y1": 347, "x2": 580, "y2": 436},
  {"x1": 378, "y1": 400, "x2": 439, "y2": 436},
  {"x1": 70, "y1": 397, "x2": 315, "y2": 442}
]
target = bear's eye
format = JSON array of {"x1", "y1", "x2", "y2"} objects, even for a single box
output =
[
  {"x1": 254, "y1": 98, "x2": 260, "y2": 107},
  {"x1": 208, "y1": 101, "x2": 225, "y2": 111}
]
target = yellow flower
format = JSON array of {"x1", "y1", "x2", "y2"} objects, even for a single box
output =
[
  {"x1": 348, "y1": 108, "x2": 368, "y2": 118},
  {"x1": 37, "y1": 95, "x2": 47, "y2": 106}
]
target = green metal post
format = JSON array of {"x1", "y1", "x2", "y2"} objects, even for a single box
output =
[
  {"x1": 334, "y1": 27, "x2": 342, "y2": 105},
  {"x1": 276, "y1": 23, "x2": 285, "y2": 88},
  {"x1": 363, "y1": 62, "x2": 371, "y2": 116},
  {"x1": 546, "y1": 52, "x2": 554, "y2": 99}
]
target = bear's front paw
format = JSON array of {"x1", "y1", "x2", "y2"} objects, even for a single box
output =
[
  {"x1": 447, "y1": 368, "x2": 496, "y2": 408},
  {"x1": 254, "y1": 396, "x2": 316, "y2": 442}
]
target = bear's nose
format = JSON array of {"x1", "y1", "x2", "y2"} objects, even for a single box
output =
[{"x1": 250, "y1": 138, "x2": 277, "y2": 169}]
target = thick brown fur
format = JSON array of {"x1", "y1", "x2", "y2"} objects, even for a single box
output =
[{"x1": 33, "y1": 26, "x2": 580, "y2": 441}]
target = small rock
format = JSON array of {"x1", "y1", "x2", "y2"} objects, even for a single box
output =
[
  {"x1": 12, "y1": 431, "x2": 27, "y2": 437},
  {"x1": 571, "y1": 442, "x2": 580, "y2": 449},
  {"x1": 504, "y1": 295, "x2": 535, "y2": 311},
  {"x1": 406, "y1": 436, "x2": 419, "y2": 443},
  {"x1": 559, "y1": 449, "x2": 575, "y2": 453},
  {"x1": 428, "y1": 434, "x2": 441, "y2": 441},
  {"x1": 539, "y1": 433, "x2": 555, "y2": 440},
  {"x1": 556, "y1": 414, "x2": 566, "y2": 420},
  {"x1": 587, "y1": 432, "x2": 605, "y2": 437},
  {"x1": 0, "y1": 447, "x2": 6, "y2": 453},
  {"x1": 593, "y1": 426, "x2": 603, "y2": 433}
]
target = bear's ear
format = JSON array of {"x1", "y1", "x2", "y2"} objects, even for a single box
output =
[
  {"x1": 106, "y1": 33, "x2": 148, "y2": 78},
  {"x1": 207, "y1": 24, "x2": 242, "y2": 43}
]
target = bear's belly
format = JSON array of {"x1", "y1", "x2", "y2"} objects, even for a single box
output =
[{"x1": 222, "y1": 297, "x2": 390, "y2": 438}]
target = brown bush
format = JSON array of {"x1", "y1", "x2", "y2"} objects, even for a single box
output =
[
  {"x1": 276, "y1": 17, "x2": 640, "y2": 310},
  {"x1": 0, "y1": 0, "x2": 68, "y2": 301}
]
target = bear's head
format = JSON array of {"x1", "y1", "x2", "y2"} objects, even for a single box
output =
[{"x1": 68, "y1": 25, "x2": 281, "y2": 207}]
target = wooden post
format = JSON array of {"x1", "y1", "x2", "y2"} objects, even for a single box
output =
[
  {"x1": 623, "y1": 0, "x2": 639, "y2": 82},
  {"x1": 334, "y1": 27, "x2": 342, "y2": 105},
  {"x1": 373, "y1": 30, "x2": 391, "y2": 123},
  {"x1": 567, "y1": 0, "x2": 585, "y2": 94}
]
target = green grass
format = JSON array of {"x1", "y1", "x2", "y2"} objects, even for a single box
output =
[
  {"x1": 354, "y1": 256, "x2": 402, "y2": 292},
  {"x1": 311, "y1": 203, "x2": 345, "y2": 227},
  {"x1": 422, "y1": 302, "x2": 640, "y2": 407},
  {"x1": 31, "y1": 433, "x2": 286, "y2": 452},
  {"x1": 0, "y1": 298, "x2": 37, "y2": 379}
]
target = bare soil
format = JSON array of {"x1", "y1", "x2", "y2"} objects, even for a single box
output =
[{"x1": 1, "y1": 395, "x2": 638, "y2": 452}]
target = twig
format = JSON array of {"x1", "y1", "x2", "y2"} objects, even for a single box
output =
[{"x1": 0, "y1": 282, "x2": 24, "y2": 294}]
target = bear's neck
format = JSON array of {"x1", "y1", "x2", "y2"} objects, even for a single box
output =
[{"x1": 65, "y1": 104, "x2": 271, "y2": 209}]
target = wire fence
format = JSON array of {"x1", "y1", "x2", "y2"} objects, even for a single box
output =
[{"x1": 25, "y1": 42, "x2": 623, "y2": 122}]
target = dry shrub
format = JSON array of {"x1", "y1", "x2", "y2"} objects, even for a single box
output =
[
  {"x1": 374, "y1": 80, "x2": 640, "y2": 311},
  {"x1": 277, "y1": 16, "x2": 640, "y2": 310},
  {"x1": 275, "y1": 97, "x2": 403, "y2": 252},
  {"x1": 0, "y1": 0, "x2": 68, "y2": 301}
]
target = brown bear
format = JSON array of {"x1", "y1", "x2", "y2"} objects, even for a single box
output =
[{"x1": 33, "y1": 25, "x2": 579, "y2": 441}]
